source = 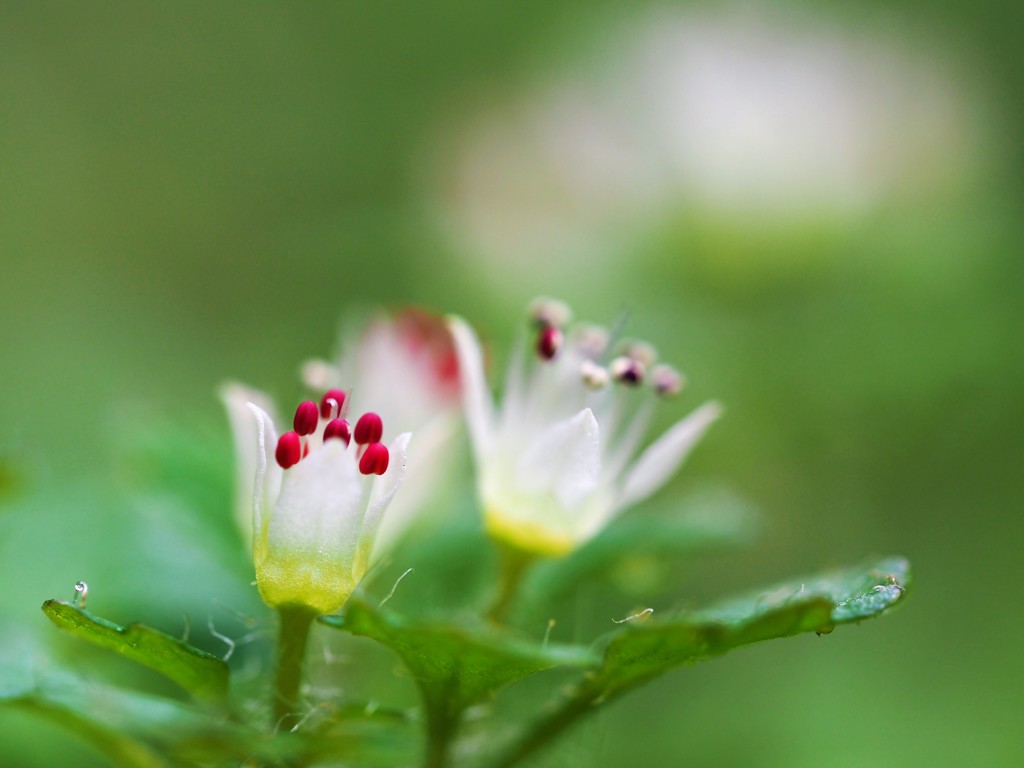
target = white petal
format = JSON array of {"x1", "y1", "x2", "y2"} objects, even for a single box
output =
[
  {"x1": 618, "y1": 401, "x2": 723, "y2": 509},
  {"x1": 497, "y1": 331, "x2": 528, "y2": 435},
  {"x1": 515, "y1": 408, "x2": 600, "y2": 508},
  {"x1": 241, "y1": 400, "x2": 283, "y2": 548},
  {"x1": 352, "y1": 317, "x2": 439, "y2": 426},
  {"x1": 603, "y1": 398, "x2": 654, "y2": 480},
  {"x1": 220, "y1": 383, "x2": 280, "y2": 544},
  {"x1": 448, "y1": 316, "x2": 495, "y2": 463},
  {"x1": 359, "y1": 432, "x2": 412, "y2": 571},
  {"x1": 267, "y1": 440, "x2": 363, "y2": 580}
]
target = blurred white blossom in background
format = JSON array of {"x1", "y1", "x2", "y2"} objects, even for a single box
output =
[{"x1": 435, "y1": 7, "x2": 981, "y2": 288}]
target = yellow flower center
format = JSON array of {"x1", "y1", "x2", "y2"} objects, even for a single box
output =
[{"x1": 484, "y1": 507, "x2": 575, "y2": 558}]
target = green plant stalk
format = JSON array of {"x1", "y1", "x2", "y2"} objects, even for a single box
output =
[
  {"x1": 421, "y1": 687, "x2": 462, "y2": 768},
  {"x1": 273, "y1": 604, "x2": 318, "y2": 732},
  {"x1": 486, "y1": 543, "x2": 535, "y2": 624},
  {"x1": 485, "y1": 680, "x2": 604, "y2": 768}
]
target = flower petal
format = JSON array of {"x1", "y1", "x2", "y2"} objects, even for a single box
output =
[
  {"x1": 515, "y1": 408, "x2": 600, "y2": 508},
  {"x1": 220, "y1": 383, "x2": 280, "y2": 545},
  {"x1": 241, "y1": 400, "x2": 283, "y2": 551},
  {"x1": 449, "y1": 316, "x2": 495, "y2": 464},
  {"x1": 255, "y1": 440, "x2": 366, "y2": 613},
  {"x1": 618, "y1": 401, "x2": 723, "y2": 509},
  {"x1": 603, "y1": 398, "x2": 654, "y2": 480},
  {"x1": 265, "y1": 440, "x2": 363, "y2": 576},
  {"x1": 360, "y1": 431, "x2": 412, "y2": 570}
]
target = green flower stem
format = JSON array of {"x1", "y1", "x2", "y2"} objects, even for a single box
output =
[
  {"x1": 486, "y1": 544, "x2": 535, "y2": 624},
  {"x1": 421, "y1": 691, "x2": 462, "y2": 768},
  {"x1": 428, "y1": 538, "x2": 538, "y2": 765},
  {"x1": 485, "y1": 681, "x2": 603, "y2": 768},
  {"x1": 273, "y1": 604, "x2": 318, "y2": 732}
]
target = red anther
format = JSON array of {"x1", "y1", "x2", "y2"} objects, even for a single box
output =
[
  {"x1": 323, "y1": 418, "x2": 351, "y2": 446},
  {"x1": 536, "y1": 325, "x2": 562, "y2": 361},
  {"x1": 319, "y1": 388, "x2": 347, "y2": 419},
  {"x1": 619, "y1": 365, "x2": 641, "y2": 385},
  {"x1": 293, "y1": 400, "x2": 320, "y2": 436},
  {"x1": 610, "y1": 356, "x2": 645, "y2": 386},
  {"x1": 359, "y1": 442, "x2": 390, "y2": 475},
  {"x1": 354, "y1": 412, "x2": 384, "y2": 445},
  {"x1": 651, "y1": 365, "x2": 684, "y2": 397},
  {"x1": 275, "y1": 432, "x2": 302, "y2": 469}
]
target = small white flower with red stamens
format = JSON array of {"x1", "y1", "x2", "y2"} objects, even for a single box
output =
[
  {"x1": 224, "y1": 384, "x2": 410, "y2": 615},
  {"x1": 450, "y1": 298, "x2": 722, "y2": 557}
]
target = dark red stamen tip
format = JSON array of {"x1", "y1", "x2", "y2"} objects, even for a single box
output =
[
  {"x1": 620, "y1": 367, "x2": 641, "y2": 384},
  {"x1": 320, "y1": 388, "x2": 347, "y2": 419},
  {"x1": 651, "y1": 365, "x2": 684, "y2": 397},
  {"x1": 354, "y1": 412, "x2": 384, "y2": 445},
  {"x1": 293, "y1": 401, "x2": 320, "y2": 436},
  {"x1": 610, "y1": 356, "x2": 645, "y2": 386},
  {"x1": 275, "y1": 432, "x2": 302, "y2": 469},
  {"x1": 323, "y1": 418, "x2": 351, "y2": 446},
  {"x1": 536, "y1": 325, "x2": 562, "y2": 361},
  {"x1": 359, "y1": 442, "x2": 390, "y2": 475}
]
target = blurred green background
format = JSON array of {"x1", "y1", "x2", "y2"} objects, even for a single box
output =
[{"x1": 1, "y1": 2, "x2": 1021, "y2": 766}]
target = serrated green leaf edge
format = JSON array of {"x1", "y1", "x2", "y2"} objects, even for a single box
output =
[
  {"x1": 598, "y1": 556, "x2": 911, "y2": 695},
  {"x1": 41, "y1": 600, "x2": 229, "y2": 704},
  {"x1": 321, "y1": 598, "x2": 598, "y2": 710},
  {"x1": 478, "y1": 557, "x2": 911, "y2": 768}
]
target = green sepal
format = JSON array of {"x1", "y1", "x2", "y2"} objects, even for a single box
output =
[{"x1": 41, "y1": 599, "x2": 230, "y2": 704}]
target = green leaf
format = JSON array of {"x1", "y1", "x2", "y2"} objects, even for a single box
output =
[
  {"x1": 597, "y1": 556, "x2": 910, "y2": 696},
  {"x1": 2, "y1": 670, "x2": 300, "y2": 768},
  {"x1": 481, "y1": 557, "x2": 911, "y2": 768},
  {"x1": 7, "y1": 670, "x2": 427, "y2": 768},
  {"x1": 321, "y1": 597, "x2": 598, "y2": 714},
  {"x1": 0, "y1": 670, "x2": 228, "y2": 768},
  {"x1": 1, "y1": 694, "x2": 170, "y2": 768},
  {"x1": 41, "y1": 599, "x2": 230, "y2": 704}
]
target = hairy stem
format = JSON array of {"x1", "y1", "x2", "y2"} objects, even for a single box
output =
[{"x1": 273, "y1": 604, "x2": 317, "y2": 732}]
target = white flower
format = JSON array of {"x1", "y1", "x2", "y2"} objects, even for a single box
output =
[
  {"x1": 450, "y1": 299, "x2": 721, "y2": 557},
  {"x1": 301, "y1": 308, "x2": 463, "y2": 555},
  {"x1": 222, "y1": 384, "x2": 410, "y2": 614}
]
